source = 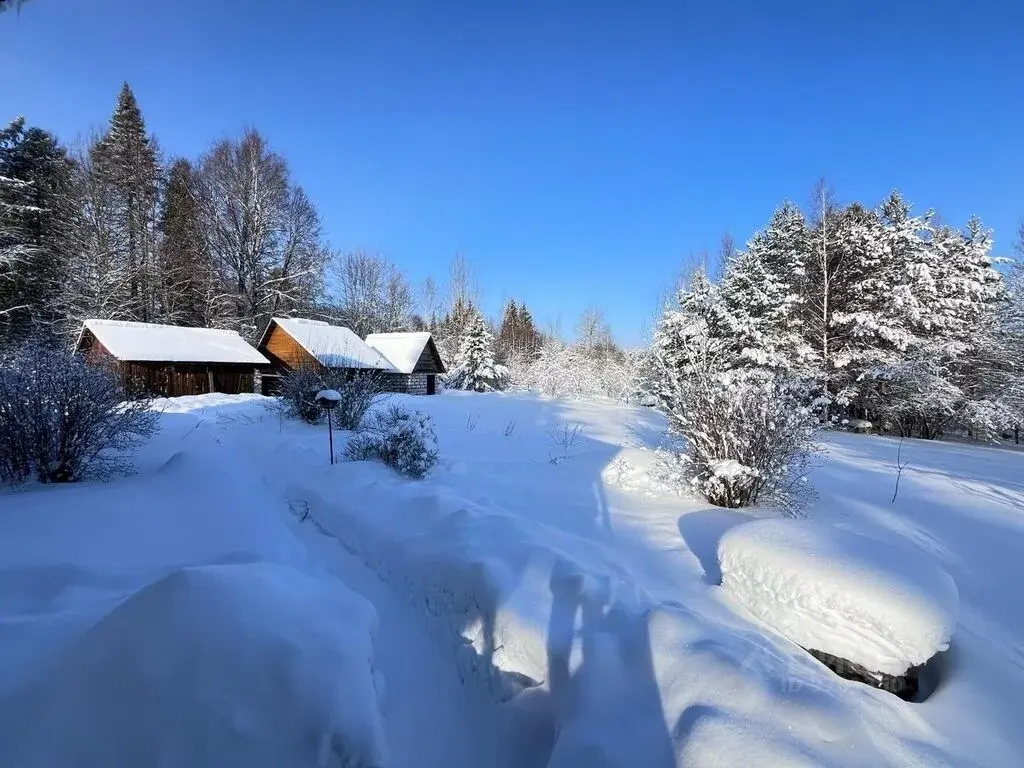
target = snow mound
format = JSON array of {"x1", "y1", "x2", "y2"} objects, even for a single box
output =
[
  {"x1": 3, "y1": 562, "x2": 388, "y2": 768},
  {"x1": 718, "y1": 519, "x2": 958, "y2": 676}
]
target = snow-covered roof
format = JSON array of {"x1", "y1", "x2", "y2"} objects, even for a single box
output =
[
  {"x1": 79, "y1": 320, "x2": 269, "y2": 365},
  {"x1": 363, "y1": 332, "x2": 435, "y2": 374},
  {"x1": 269, "y1": 318, "x2": 396, "y2": 371}
]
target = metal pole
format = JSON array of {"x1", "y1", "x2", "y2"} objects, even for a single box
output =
[{"x1": 327, "y1": 408, "x2": 334, "y2": 465}]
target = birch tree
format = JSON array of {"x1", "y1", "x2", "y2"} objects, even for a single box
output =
[
  {"x1": 196, "y1": 129, "x2": 328, "y2": 339},
  {"x1": 329, "y1": 251, "x2": 414, "y2": 336}
]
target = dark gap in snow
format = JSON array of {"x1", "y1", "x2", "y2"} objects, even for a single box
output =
[
  {"x1": 807, "y1": 648, "x2": 922, "y2": 701},
  {"x1": 913, "y1": 644, "x2": 957, "y2": 703}
]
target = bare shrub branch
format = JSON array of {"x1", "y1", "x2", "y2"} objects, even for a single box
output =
[{"x1": 0, "y1": 343, "x2": 157, "y2": 484}]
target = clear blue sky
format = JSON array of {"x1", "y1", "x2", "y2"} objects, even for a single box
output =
[{"x1": 4, "y1": 0, "x2": 1023, "y2": 345}]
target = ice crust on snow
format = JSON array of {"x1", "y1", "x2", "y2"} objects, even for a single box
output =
[
  {"x1": 718, "y1": 518, "x2": 958, "y2": 676},
  {"x1": 2, "y1": 562, "x2": 388, "y2": 768}
]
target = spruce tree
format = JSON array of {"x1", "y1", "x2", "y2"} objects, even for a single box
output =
[
  {"x1": 496, "y1": 299, "x2": 519, "y2": 363},
  {"x1": 456, "y1": 308, "x2": 501, "y2": 391},
  {"x1": 0, "y1": 118, "x2": 78, "y2": 346},
  {"x1": 158, "y1": 159, "x2": 221, "y2": 327},
  {"x1": 719, "y1": 202, "x2": 812, "y2": 373},
  {"x1": 90, "y1": 82, "x2": 160, "y2": 321},
  {"x1": 516, "y1": 301, "x2": 542, "y2": 361}
]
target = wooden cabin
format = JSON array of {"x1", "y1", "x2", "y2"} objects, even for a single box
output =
[
  {"x1": 257, "y1": 318, "x2": 397, "y2": 392},
  {"x1": 364, "y1": 332, "x2": 445, "y2": 395},
  {"x1": 76, "y1": 319, "x2": 270, "y2": 398}
]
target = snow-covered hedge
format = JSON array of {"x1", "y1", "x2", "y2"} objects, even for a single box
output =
[
  {"x1": 345, "y1": 405, "x2": 439, "y2": 478},
  {"x1": 0, "y1": 344, "x2": 157, "y2": 484},
  {"x1": 279, "y1": 365, "x2": 383, "y2": 430}
]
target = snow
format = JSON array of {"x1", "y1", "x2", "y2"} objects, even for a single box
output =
[
  {"x1": 717, "y1": 518, "x2": 959, "y2": 676},
  {"x1": 79, "y1": 318, "x2": 270, "y2": 364},
  {"x1": 317, "y1": 388, "x2": 342, "y2": 402},
  {"x1": 842, "y1": 418, "x2": 873, "y2": 432},
  {"x1": 1, "y1": 392, "x2": 1022, "y2": 767},
  {"x1": 709, "y1": 458, "x2": 756, "y2": 481},
  {"x1": 365, "y1": 332, "x2": 433, "y2": 374},
  {"x1": 271, "y1": 317, "x2": 396, "y2": 370},
  {"x1": 2, "y1": 562, "x2": 388, "y2": 768}
]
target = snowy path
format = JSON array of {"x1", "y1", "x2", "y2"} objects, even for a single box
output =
[{"x1": 294, "y1": 516, "x2": 510, "y2": 768}]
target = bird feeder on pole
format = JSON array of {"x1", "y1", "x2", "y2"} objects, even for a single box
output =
[{"x1": 315, "y1": 389, "x2": 342, "y2": 464}]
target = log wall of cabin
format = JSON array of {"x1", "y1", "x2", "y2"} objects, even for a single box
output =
[{"x1": 261, "y1": 323, "x2": 320, "y2": 371}]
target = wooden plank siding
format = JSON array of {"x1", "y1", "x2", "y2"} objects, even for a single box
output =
[
  {"x1": 411, "y1": 341, "x2": 445, "y2": 374},
  {"x1": 76, "y1": 328, "x2": 258, "y2": 398},
  {"x1": 260, "y1": 322, "x2": 321, "y2": 371},
  {"x1": 119, "y1": 362, "x2": 256, "y2": 398}
]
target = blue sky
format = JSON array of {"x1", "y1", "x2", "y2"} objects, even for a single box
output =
[{"x1": 3, "y1": 0, "x2": 1023, "y2": 345}]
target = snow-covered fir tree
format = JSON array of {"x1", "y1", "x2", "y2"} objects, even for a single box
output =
[
  {"x1": 451, "y1": 307, "x2": 506, "y2": 392},
  {"x1": 651, "y1": 267, "x2": 732, "y2": 398},
  {"x1": 718, "y1": 202, "x2": 814, "y2": 374}
]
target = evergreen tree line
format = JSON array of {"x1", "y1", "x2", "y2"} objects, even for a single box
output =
[
  {"x1": 0, "y1": 84, "x2": 333, "y2": 346},
  {"x1": 0, "y1": 86, "x2": 556, "y2": 371},
  {"x1": 653, "y1": 189, "x2": 1024, "y2": 440}
]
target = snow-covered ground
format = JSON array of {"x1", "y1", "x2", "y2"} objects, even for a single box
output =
[{"x1": 1, "y1": 391, "x2": 1022, "y2": 766}]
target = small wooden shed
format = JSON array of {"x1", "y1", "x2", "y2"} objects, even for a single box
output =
[
  {"x1": 258, "y1": 317, "x2": 396, "y2": 377},
  {"x1": 364, "y1": 332, "x2": 446, "y2": 395},
  {"x1": 76, "y1": 319, "x2": 270, "y2": 398}
]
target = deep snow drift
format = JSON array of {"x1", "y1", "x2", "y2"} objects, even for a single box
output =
[
  {"x1": 1, "y1": 391, "x2": 1022, "y2": 767},
  {"x1": 718, "y1": 518, "x2": 959, "y2": 677},
  {"x1": 3, "y1": 562, "x2": 387, "y2": 768}
]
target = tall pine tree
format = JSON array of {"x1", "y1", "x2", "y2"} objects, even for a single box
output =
[{"x1": 88, "y1": 83, "x2": 160, "y2": 321}]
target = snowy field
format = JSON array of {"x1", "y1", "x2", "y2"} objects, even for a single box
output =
[{"x1": 1, "y1": 391, "x2": 1022, "y2": 766}]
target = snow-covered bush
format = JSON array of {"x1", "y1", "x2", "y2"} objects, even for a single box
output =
[
  {"x1": 661, "y1": 369, "x2": 819, "y2": 511},
  {"x1": 345, "y1": 405, "x2": 438, "y2": 478},
  {"x1": 0, "y1": 343, "x2": 157, "y2": 484},
  {"x1": 279, "y1": 365, "x2": 384, "y2": 430},
  {"x1": 514, "y1": 340, "x2": 639, "y2": 403}
]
